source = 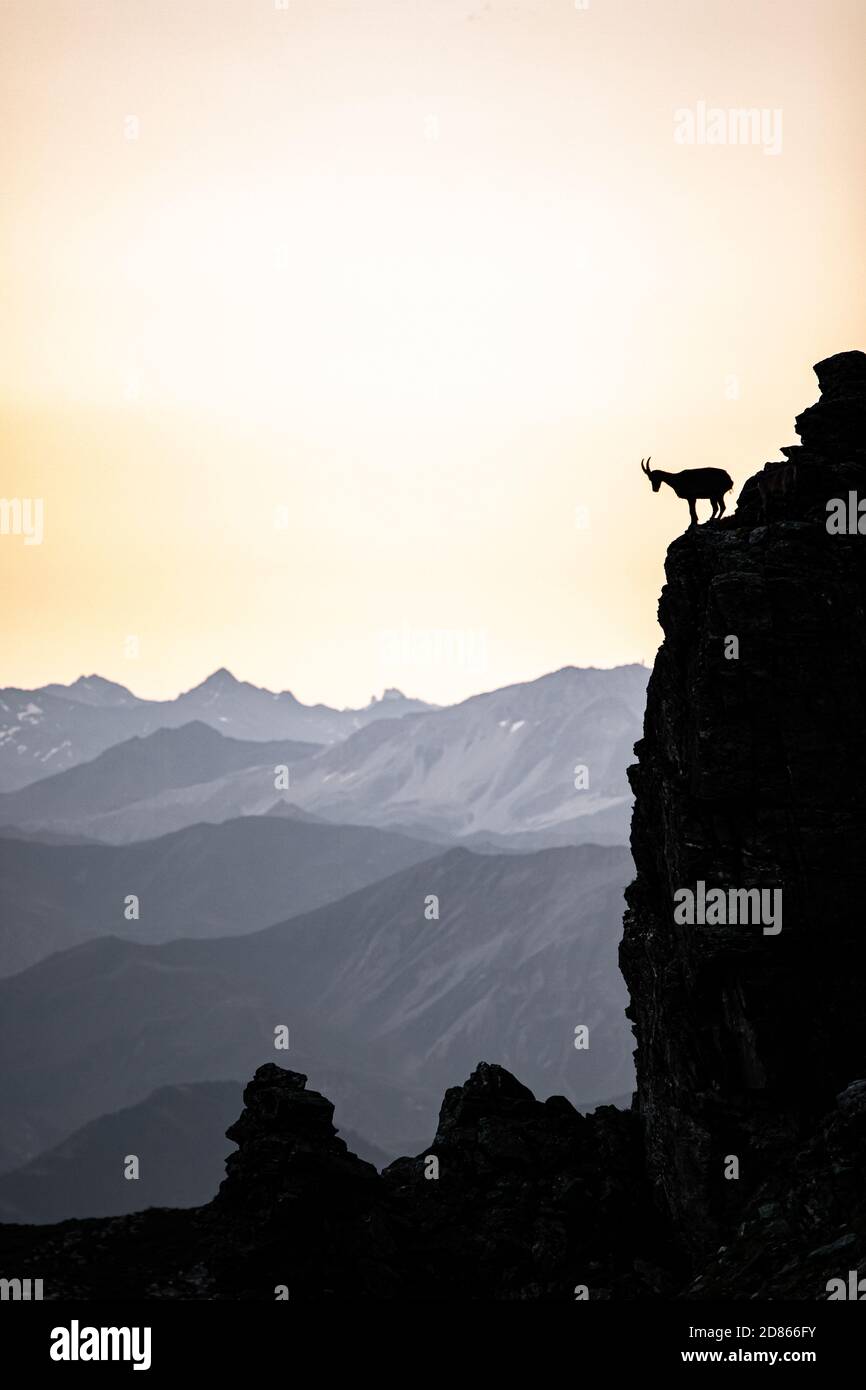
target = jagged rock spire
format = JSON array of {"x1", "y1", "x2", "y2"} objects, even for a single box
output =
[{"x1": 737, "y1": 349, "x2": 866, "y2": 522}]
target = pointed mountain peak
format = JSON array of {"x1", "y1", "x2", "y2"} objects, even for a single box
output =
[
  {"x1": 203, "y1": 667, "x2": 239, "y2": 686},
  {"x1": 186, "y1": 667, "x2": 244, "y2": 695}
]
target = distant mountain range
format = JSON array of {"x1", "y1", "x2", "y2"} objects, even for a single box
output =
[
  {"x1": 0, "y1": 814, "x2": 439, "y2": 977},
  {"x1": 0, "y1": 665, "x2": 649, "y2": 846},
  {"x1": 0, "y1": 843, "x2": 633, "y2": 1172},
  {"x1": 0, "y1": 669, "x2": 435, "y2": 793},
  {"x1": 0, "y1": 720, "x2": 320, "y2": 829}
]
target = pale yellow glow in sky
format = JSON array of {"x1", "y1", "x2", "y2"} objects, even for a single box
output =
[{"x1": 1, "y1": 0, "x2": 864, "y2": 705}]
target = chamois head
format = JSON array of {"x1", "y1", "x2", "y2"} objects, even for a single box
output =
[{"x1": 640, "y1": 456, "x2": 661, "y2": 492}]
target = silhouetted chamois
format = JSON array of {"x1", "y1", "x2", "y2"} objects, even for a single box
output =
[{"x1": 641, "y1": 456, "x2": 734, "y2": 526}]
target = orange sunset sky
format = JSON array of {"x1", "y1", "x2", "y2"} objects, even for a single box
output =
[{"x1": 1, "y1": 0, "x2": 864, "y2": 706}]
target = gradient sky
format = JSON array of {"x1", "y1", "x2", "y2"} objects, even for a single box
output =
[{"x1": 1, "y1": 0, "x2": 864, "y2": 706}]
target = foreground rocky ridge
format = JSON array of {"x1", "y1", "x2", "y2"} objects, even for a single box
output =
[
  {"x1": 2, "y1": 352, "x2": 865, "y2": 1299},
  {"x1": 2, "y1": 1059, "x2": 864, "y2": 1299}
]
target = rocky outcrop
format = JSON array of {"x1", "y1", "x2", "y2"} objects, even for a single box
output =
[
  {"x1": 207, "y1": 1065, "x2": 389, "y2": 1299},
  {"x1": 737, "y1": 350, "x2": 866, "y2": 522},
  {"x1": 380, "y1": 1061, "x2": 678, "y2": 1299},
  {"x1": 620, "y1": 348, "x2": 866, "y2": 1255}
]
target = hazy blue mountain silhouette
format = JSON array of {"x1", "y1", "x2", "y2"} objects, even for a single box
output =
[
  {"x1": 284, "y1": 664, "x2": 648, "y2": 845},
  {"x1": 0, "y1": 843, "x2": 632, "y2": 1172},
  {"x1": 0, "y1": 720, "x2": 320, "y2": 831},
  {"x1": 0, "y1": 669, "x2": 435, "y2": 793},
  {"x1": 0, "y1": 814, "x2": 439, "y2": 976},
  {"x1": 0, "y1": 666, "x2": 647, "y2": 846}
]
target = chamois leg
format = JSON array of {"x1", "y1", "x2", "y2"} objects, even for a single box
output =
[
  {"x1": 688, "y1": 498, "x2": 698, "y2": 527},
  {"x1": 717, "y1": 495, "x2": 727, "y2": 516},
  {"x1": 709, "y1": 499, "x2": 719, "y2": 521}
]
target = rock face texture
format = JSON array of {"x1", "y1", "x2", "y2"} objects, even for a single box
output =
[
  {"x1": 685, "y1": 1077, "x2": 866, "y2": 1299},
  {"x1": 1, "y1": 352, "x2": 865, "y2": 1300},
  {"x1": 620, "y1": 349, "x2": 866, "y2": 1256}
]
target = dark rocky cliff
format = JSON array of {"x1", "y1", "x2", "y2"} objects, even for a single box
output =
[
  {"x1": 1, "y1": 352, "x2": 865, "y2": 1299},
  {"x1": 620, "y1": 349, "x2": 866, "y2": 1257}
]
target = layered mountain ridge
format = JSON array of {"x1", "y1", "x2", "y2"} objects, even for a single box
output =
[
  {"x1": 0, "y1": 669, "x2": 434, "y2": 793},
  {"x1": 0, "y1": 666, "x2": 647, "y2": 845}
]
